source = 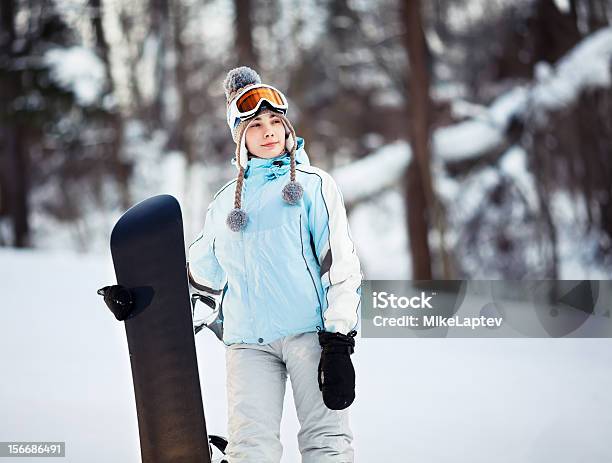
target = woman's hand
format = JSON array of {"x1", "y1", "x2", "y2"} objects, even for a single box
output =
[{"x1": 317, "y1": 330, "x2": 357, "y2": 410}]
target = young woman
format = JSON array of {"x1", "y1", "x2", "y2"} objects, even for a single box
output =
[{"x1": 188, "y1": 67, "x2": 362, "y2": 462}]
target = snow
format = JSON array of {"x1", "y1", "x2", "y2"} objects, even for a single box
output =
[
  {"x1": 349, "y1": 143, "x2": 612, "y2": 280},
  {"x1": 122, "y1": 120, "x2": 225, "y2": 246},
  {"x1": 198, "y1": 0, "x2": 235, "y2": 59},
  {"x1": 499, "y1": 145, "x2": 539, "y2": 211},
  {"x1": 434, "y1": 86, "x2": 529, "y2": 163},
  {"x1": 551, "y1": 191, "x2": 612, "y2": 279},
  {"x1": 433, "y1": 119, "x2": 503, "y2": 162},
  {"x1": 330, "y1": 27, "x2": 612, "y2": 279},
  {"x1": 2, "y1": 248, "x2": 612, "y2": 462},
  {"x1": 531, "y1": 27, "x2": 612, "y2": 112},
  {"x1": 553, "y1": 0, "x2": 571, "y2": 13},
  {"x1": 350, "y1": 189, "x2": 411, "y2": 279},
  {"x1": 44, "y1": 46, "x2": 106, "y2": 106},
  {"x1": 334, "y1": 73, "x2": 531, "y2": 198},
  {"x1": 434, "y1": 27, "x2": 612, "y2": 164},
  {"x1": 333, "y1": 141, "x2": 411, "y2": 205},
  {"x1": 336, "y1": 84, "x2": 528, "y2": 199},
  {"x1": 136, "y1": 35, "x2": 160, "y2": 103}
]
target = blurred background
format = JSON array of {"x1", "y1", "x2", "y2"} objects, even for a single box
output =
[
  {"x1": 1, "y1": 0, "x2": 612, "y2": 279},
  {"x1": 2, "y1": 2, "x2": 612, "y2": 462}
]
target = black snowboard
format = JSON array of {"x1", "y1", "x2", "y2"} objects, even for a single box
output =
[{"x1": 110, "y1": 194, "x2": 211, "y2": 463}]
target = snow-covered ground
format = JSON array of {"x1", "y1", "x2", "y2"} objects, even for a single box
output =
[{"x1": 1, "y1": 248, "x2": 611, "y2": 462}]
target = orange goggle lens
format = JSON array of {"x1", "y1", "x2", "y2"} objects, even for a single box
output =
[{"x1": 236, "y1": 87, "x2": 286, "y2": 113}]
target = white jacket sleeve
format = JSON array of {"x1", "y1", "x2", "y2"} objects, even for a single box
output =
[
  {"x1": 308, "y1": 170, "x2": 362, "y2": 334},
  {"x1": 187, "y1": 203, "x2": 226, "y2": 298}
]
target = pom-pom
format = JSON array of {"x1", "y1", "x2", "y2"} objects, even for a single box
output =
[
  {"x1": 226, "y1": 208, "x2": 248, "y2": 232},
  {"x1": 223, "y1": 67, "x2": 261, "y2": 100},
  {"x1": 282, "y1": 181, "x2": 303, "y2": 205}
]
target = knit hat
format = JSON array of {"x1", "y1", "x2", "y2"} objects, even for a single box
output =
[{"x1": 223, "y1": 66, "x2": 303, "y2": 232}]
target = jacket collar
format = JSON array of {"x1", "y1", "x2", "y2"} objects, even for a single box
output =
[{"x1": 238, "y1": 137, "x2": 309, "y2": 180}]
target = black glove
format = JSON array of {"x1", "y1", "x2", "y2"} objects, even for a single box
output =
[
  {"x1": 317, "y1": 329, "x2": 357, "y2": 410},
  {"x1": 97, "y1": 285, "x2": 134, "y2": 321}
]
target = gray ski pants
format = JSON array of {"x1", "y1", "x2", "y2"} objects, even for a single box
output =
[{"x1": 224, "y1": 331, "x2": 354, "y2": 463}]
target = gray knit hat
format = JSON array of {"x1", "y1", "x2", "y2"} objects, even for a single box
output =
[{"x1": 223, "y1": 66, "x2": 303, "y2": 232}]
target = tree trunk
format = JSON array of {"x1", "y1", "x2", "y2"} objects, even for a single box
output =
[
  {"x1": 169, "y1": 2, "x2": 194, "y2": 164},
  {"x1": 4, "y1": 126, "x2": 30, "y2": 248},
  {"x1": 402, "y1": 0, "x2": 433, "y2": 279},
  {"x1": 89, "y1": 0, "x2": 130, "y2": 209},
  {"x1": 0, "y1": 0, "x2": 30, "y2": 247},
  {"x1": 145, "y1": 0, "x2": 169, "y2": 130},
  {"x1": 233, "y1": 0, "x2": 256, "y2": 67}
]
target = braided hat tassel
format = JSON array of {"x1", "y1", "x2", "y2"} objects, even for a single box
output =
[
  {"x1": 226, "y1": 143, "x2": 248, "y2": 232},
  {"x1": 278, "y1": 113, "x2": 304, "y2": 205}
]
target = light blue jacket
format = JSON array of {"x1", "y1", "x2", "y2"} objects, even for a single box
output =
[{"x1": 188, "y1": 138, "x2": 362, "y2": 345}]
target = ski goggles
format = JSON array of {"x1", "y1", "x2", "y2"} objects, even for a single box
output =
[{"x1": 226, "y1": 84, "x2": 288, "y2": 130}]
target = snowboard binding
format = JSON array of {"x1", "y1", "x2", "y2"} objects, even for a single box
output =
[
  {"x1": 97, "y1": 284, "x2": 134, "y2": 320},
  {"x1": 191, "y1": 292, "x2": 224, "y2": 341},
  {"x1": 209, "y1": 434, "x2": 228, "y2": 462}
]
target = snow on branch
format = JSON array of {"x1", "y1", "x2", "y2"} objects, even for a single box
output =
[
  {"x1": 436, "y1": 26, "x2": 612, "y2": 163},
  {"x1": 44, "y1": 46, "x2": 106, "y2": 106},
  {"x1": 531, "y1": 27, "x2": 612, "y2": 112},
  {"x1": 333, "y1": 141, "x2": 411, "y2": 205},
  {"x1": 335, "y1": 27, "x2": 612, "y2": 204}
]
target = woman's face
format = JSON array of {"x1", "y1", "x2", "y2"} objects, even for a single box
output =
[{"x1": 245, "y1": 112, "x2": 286, "y2": 158}]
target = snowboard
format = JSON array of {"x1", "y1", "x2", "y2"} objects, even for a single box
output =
[{"x1": 110, "y1": 194, "x2": 214, "y2": 463}]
